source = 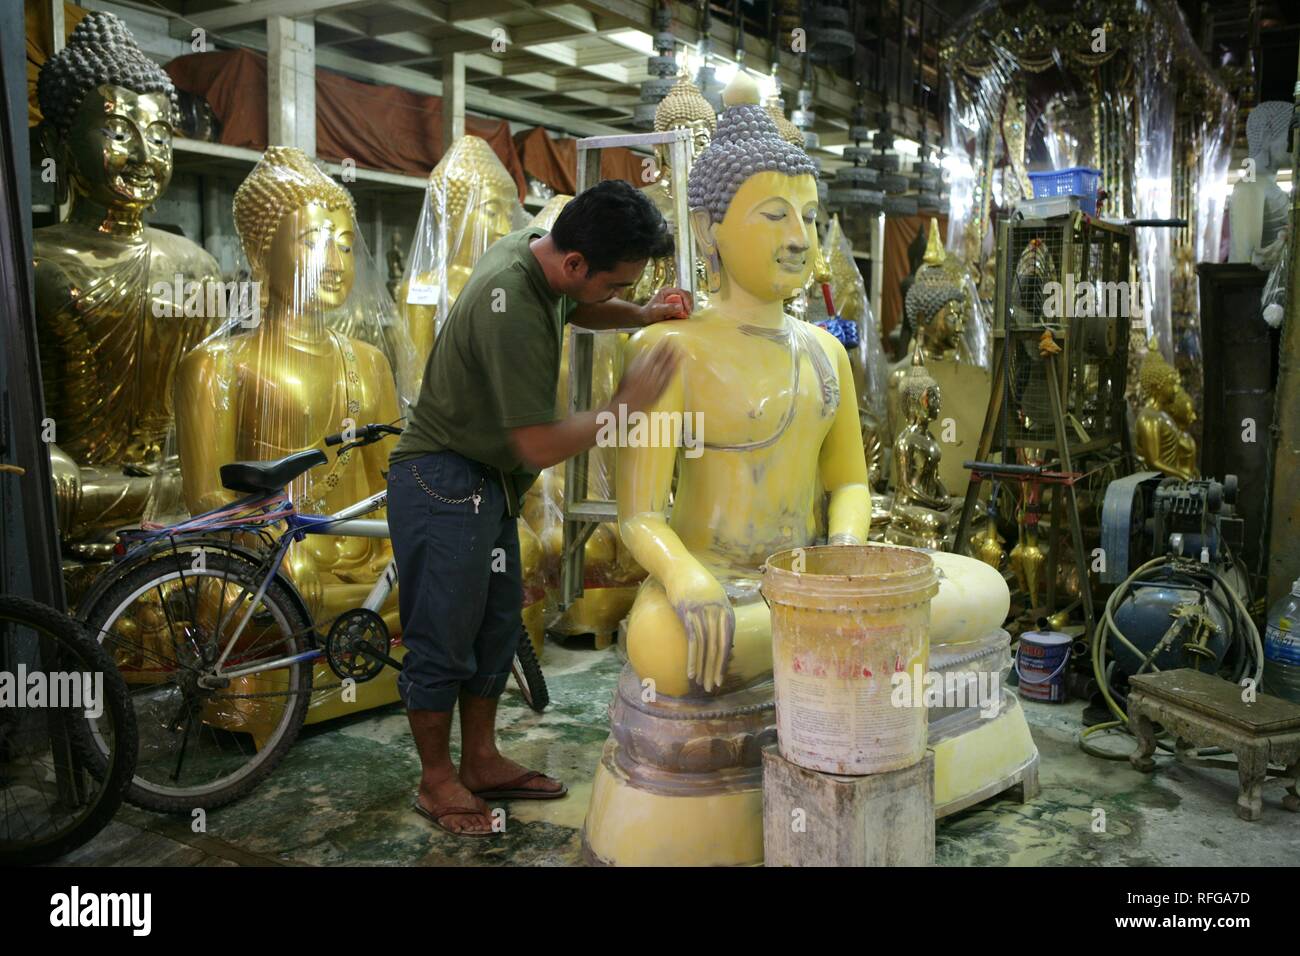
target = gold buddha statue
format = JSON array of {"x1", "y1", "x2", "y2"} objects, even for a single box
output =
[
  {"x1": 886, "y1": 219, "x2": 991, "y2": 496},
  {"x1": 630, "y1": 73, "x2": 716, "y2": 305},
  {"x1": 1009, "y1": 516, "x2": 1047, "y2": 610},
  {"x1": 173, "y1": 147, "x2": 402, "y2": 723},
  {"x1": 582, "y1": 74, "x2": 1022, "y2": 865},
  {"x1": 1134, "y1": 339, "x2": 1198, "y2": 480},
  {"x1": 33, "y1": 12, "x2": 223, "y2": 559},
  {"x1": 398, "y1": 135, "x2": 521, "y2": 362},
  {"x1": 766, "y1": 95, "x2": 805, "y2": 148},
  {"x1": 885, "y1": 351, "x2": 957, "y2": 549}
]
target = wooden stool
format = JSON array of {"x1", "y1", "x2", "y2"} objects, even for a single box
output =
[{"x1": 1126, "y1": 669, "x2": 1300, "y2": 821}]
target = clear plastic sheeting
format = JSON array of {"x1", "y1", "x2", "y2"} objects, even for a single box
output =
[
  {"x1": 940, "y1": 0, "x2": 1235, "y2": 375},
  {"x1": 171, "y1": 147, "x2": 409, "y2": 629},
  {"x1": 398, "y1": 134, "x2": 528, "y2": 366}
]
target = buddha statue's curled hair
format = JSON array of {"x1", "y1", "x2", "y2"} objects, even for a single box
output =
[
  {"x1": 687, "y1": 73, "x2": 817, "y2": 224},
  {"x1": 1138, "y1": 340, "x2": 1180, "y2": 401},
  {"x1": 233, "y1": 146, "x2": 355, "y2": 274},
  {"x1": 427, "y1": 135, "x2": 518, "y2": 226},
  {"x1": 654, "y1": 74, "x2": 716, "y2": 133},
  {"x1": 37, "y1": 12, "x2": 178, "y2": 137}
]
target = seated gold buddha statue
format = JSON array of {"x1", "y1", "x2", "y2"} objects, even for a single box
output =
[
  {"x1": 398, "y1": 135, "x2": 522, "y2": 363},
  {"x1": 33, "y1": 13, "x2": 222, "y2": 562},
  {"x1": 173, "y1": 147, "x2": 402, "y2": 724},
  {"x1": 885, "y1": 351, "x2": 957, "y2": 549},
  {"x1": 582, "y1": 75, "x2": 1023, "y2": 865},
  {"x1": 630, "y1": 73, "x2": 716, "y2": 306},
  {"x1": 887, "y1": 220, "x2": 989, "y2": 497},
  {"x1": 1134, "y1": 339, "x2": 1198, "y2": 480}
]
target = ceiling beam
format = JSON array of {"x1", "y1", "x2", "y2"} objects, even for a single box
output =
[{"x1": 187, "y1": 0, "x2": 374, "y2": 32}]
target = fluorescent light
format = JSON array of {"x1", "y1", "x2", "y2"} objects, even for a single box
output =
[{"x1": 605, "y1": 28, "x2": 657, "y2": 56}]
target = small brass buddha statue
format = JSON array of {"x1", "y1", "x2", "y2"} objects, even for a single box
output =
[
  {"x1": 630, "y1": 73, "x2": 716, "y2": 305},
  {"x1": 33, "y1": 12, "x2": 223, "y2": 557},
  {"x1": 398, "y1": 135, "x2": 521, "y2": 360},
  {"x1": 884, "y1": 351, "x2": 956, "y2": 549},
  {"x1": 1134, "y1": 339, "x2": 1198, "y2": 480},
  {"x1": 1009, "y1": 517, "x2": 1046, "y2": 609}
]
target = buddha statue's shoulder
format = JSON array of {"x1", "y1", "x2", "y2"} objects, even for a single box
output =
[
  {"x1": 141, "y1": 226, "x2": 221, "y2": 279},
  {"x1": 800, "y1": 320, "x2": 849, "y2": 367},
  {"x1": 627, "y1": 312, "x2": 702, "y2": 350}
]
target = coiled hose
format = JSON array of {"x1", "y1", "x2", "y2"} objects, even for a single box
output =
[{"x1": 1079, "y1": 556, "x2": 1264, "y2": 761}]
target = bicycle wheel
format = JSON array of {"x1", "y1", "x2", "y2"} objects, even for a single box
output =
[
  {"x1": 81, "y1": 547, "x2": 313, "y2": 812},
  {"x1": 510, "y1": 627, "x2": 549, "y2": 713},
  {"x1": 0, "y1": 596, "x2": 136, "y2": 864}
]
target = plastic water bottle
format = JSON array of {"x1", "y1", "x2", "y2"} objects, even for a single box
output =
[{"x1": 1263, "y1": 578, "x2": 1300, "y2": 704}]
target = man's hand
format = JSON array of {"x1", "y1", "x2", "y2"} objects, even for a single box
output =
[
  {"x1": 611, "y1": 340, "x2": 681, "y2": 415},
  {"x1": 641, "y1": 287, "x2": 693, "y2": 325}
]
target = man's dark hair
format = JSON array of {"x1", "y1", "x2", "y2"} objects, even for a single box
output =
[{"x1": 550, "y1": 179, "x2": 674, "y2": 276}]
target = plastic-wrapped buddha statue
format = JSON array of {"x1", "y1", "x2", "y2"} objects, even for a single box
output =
[
  {"x1": 1134, "y1": 339, "x2": 1198, "y2": 480},
  {"x1": 519, "y1": 196, "x2": 645, "y2": 645},
  {"x1": 886, "y1": 219, "x2": 990, "y2": 495},
  {"x1": 398, "y1": 135, "x2": 523, "y2": 362},
  {"x1": 885, "y1": 350, "x2": 957, "y2": 549},
  {"x1": 173, "y1": 147, "x2": 403, "y2": 725},
  {"x1": 1229, "y1": 102, "x2": 1291, "y2": 269},
  {"x1": 33, "y1": 12, "x2": 223, "y2": 564},
  {"x1": 582, "y1": 74, "x2": 1026, "y2": 865},
  {"x1": 630, "y1": 73, "x2": 716, "y2": 306}
]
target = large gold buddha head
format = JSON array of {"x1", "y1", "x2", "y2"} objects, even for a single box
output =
[
  {"x1": 687, "y1": 72, "x2": 820, "y2": 303},
  {"x1": 905, "y1": 219, "x2": 967, "y2": 355},
  {"x1": 653, "y1": 74, "x2": 717, "y2": 182},
  {"x1": 37, "y1": 12, "x2": 179, "y2": 216},
  {"x1": 427, "y1": 135, "x2": 519, "y2": 269},
  {"x1": 234, "y1": 146, "x2": 358, "y2": 312},
  {"x1": 1138, "y1": 338, "x2": 1180, "y2": 410}
]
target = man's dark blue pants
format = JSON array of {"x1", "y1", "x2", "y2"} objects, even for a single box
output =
[{"x1": 387, "y1": 450, "x2": 521, "y2": 712}]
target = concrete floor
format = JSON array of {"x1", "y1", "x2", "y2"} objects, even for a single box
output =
[{"x1": 56, "y1": 639, "x2": 1300, "y2": 866}]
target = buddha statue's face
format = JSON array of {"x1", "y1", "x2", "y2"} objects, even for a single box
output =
[
  {"x1": 655, "y1": 119, "x2": 713, "y2": 181},
  {"x1": 1171, "y1": 387, "x2": 1197, "y2": 428},
  {"x1": 904, "y1": 380, "x2": 941, "y2": 425},
  {"x1": 264, "y1": 202, "x2": 356, "y2": 312},
  {"x1": 702, "y1": 171, "x2": 820, "y2": 302},
  {"x1": 64, "y1": 84, "x2": 173, "y2": 212}
]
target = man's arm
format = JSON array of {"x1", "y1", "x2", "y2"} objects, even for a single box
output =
[
  {"x1": 569, "y1": 287, "x2": 694, "y2": 331},
  {"x1": 510, "y1": 341, "x2": 680, "y2": 471}
]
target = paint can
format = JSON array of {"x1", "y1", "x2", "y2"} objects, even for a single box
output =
[
  {"x1": 1014, "y1": 628, "x2": 1072, "y2": 703},
  {"x1": 762, "y1": 545, "x2": 938, "y2": 775}
]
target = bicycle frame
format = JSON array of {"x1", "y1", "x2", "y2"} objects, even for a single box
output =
[{"x1": 198, "y1": 487, "x2": 399, "y2": 684}]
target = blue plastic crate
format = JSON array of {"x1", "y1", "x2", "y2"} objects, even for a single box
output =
[{"x1": 1027, "y1": 167, "x2": 1101, "y2": 215}]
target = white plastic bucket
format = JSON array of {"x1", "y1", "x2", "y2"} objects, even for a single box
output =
[{"x1": 762, "y1": 545, "x2": 939, "y2": 775}]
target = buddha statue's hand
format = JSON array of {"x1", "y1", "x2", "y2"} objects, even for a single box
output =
[{"x1": 665, "y1": 565, "x2": 734, "y2": 693}]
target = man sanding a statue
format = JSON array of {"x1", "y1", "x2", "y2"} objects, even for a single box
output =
[{"x1": 388, "y1": 179, "x2": 689, "y2": 836}]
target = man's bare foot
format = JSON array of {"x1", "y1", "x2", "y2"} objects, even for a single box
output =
[
  {"x1": 459, "y1": 751, "x2": 565, "y2": 796},
  {"x1": 417, "y1": 769, "x2": 494, "y2": 834}
]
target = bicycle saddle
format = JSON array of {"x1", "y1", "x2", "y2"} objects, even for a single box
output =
[{"x1": 219, "y1": 449, "x2": 328, "y2": 495}]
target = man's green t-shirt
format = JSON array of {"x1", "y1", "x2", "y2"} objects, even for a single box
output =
[{"x1": 390, "y1": 227, "x2": 572, "y2": 502}]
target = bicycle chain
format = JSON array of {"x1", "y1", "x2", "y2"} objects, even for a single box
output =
[{"x1": 409, "y1": 462, "x2": 485, "y2": 506}]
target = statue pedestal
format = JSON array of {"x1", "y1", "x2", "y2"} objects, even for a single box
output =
[{"x1": 762, "y1": 748, "x2": 935, "y2": 866}]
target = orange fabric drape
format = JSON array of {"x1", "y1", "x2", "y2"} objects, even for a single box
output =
[
  {"x1": 26, "y1": 0, "x2": 90, "y2": 127},
  {"x1": 514, "y1": 126, "x2": 648, "y2": 195},
  {"x1": 165, "y1": 49, "x2": 527, "y2": 197},
  {"x1": 883, "y1": 213, "x2": 948, "y2": 336}
]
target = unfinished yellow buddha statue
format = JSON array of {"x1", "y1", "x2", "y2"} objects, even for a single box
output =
[
  {"x1": 398, "y1": 135, "x2": 521, "y2": 361},
  {"x1": 1134, "y1": 339, "x2": 1198, "y2": 480},
  {"x1": 173, "y1": 147, "x2": 402, "y2": 723},
  {"x1": 631, "y1": 73, "x2": 716, "y2": 305},
  {"x1": 33, "y1": 13, "x2": 222, "y2": 559},
  {"x1": 582, "y1": 74, "x2": 1025, "y2": 865},
  {"x1": 885, "y1": 351, "x2": 956, "y2": 549}
]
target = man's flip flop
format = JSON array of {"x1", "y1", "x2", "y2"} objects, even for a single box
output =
[
  {"x1": 411, "y1": 799, "x2": 496, "y2": 837},
  {"x1": 470, "y1": 771, "x2": 568, "y2": 801}
]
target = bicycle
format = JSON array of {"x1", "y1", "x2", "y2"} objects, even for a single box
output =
[
  {"x1": 78, "y1": 423, "x2": 548, "y2": 813},
  {"x1": 0, "y1": 594, "x2": 137, "y2": 864}
]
